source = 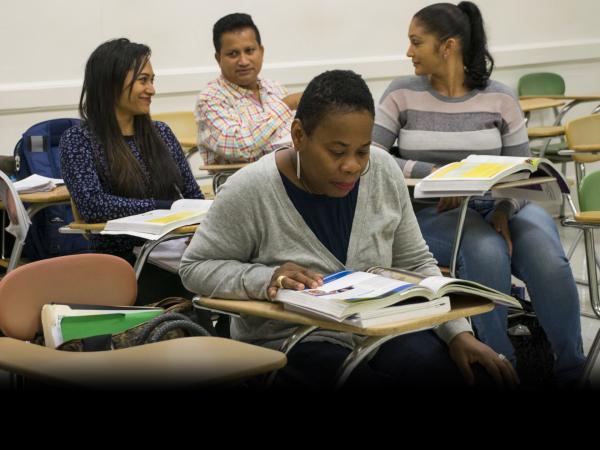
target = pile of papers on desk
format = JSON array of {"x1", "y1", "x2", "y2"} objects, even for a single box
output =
[{"x1": 13, "y1": 174, "x2": 64, "y2": 193}]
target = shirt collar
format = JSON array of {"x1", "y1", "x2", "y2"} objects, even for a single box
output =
[{"x1": 219, "y1": 75, "x2": 269, "y2": 97}]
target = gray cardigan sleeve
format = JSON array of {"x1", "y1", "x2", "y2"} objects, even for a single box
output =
[{"x1": 179, "y1": 174, "x2": 275, "y2": 300}]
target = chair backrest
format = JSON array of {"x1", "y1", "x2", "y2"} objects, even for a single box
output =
[
  {"x1": 0, "y1": 170, "x2": 30, "y2": 245},
  {"x1": 578, "y1": 170, "x2": 600, "y2": 212},
  {"x1": 152, "y1": 112, "x2": 197, "y2": 148},
  {"x1": 518, "y1": 72, "x2": 566, "y2": 96},
  {"x1": 0, "y1": 156, "x2": 16, "y2": 177},
  {"x1": 70, "y1": 198, "x2": 84, "y2": 224},
  {"x1": 565, "y1": 114, "x2": 600, "y2": 163},
  {"x1": 0, "y1": 254, "x2": 137, "y2": 340}
]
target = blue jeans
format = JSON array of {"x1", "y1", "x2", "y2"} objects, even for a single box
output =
[{"x1": 416, "y1": 200, "x2": 585, "y2": 383}]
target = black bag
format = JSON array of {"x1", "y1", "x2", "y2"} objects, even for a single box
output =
[
  {"x1": 508, "y1": 313, "x2": 555, "y2": 387},
  {"x1": 55, "y1": 298, "x2": 212, "y2": 352}
]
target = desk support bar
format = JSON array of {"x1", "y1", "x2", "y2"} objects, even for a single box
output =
[
  {"x1": 334, "y1": 329, "x2": 426, "y2": 389},
  {"x1": 450, "y1": 196, "x2": 471, "y2": 278},
  {"x1": 133, "y1": 231, "x2": 194, "y2": 279},
  {"x1": 6, "y1": 200, "x2": 70, "y2": 272},
  {"x1": 266, "y1": 325, "x2": 318, "y2": 388}
]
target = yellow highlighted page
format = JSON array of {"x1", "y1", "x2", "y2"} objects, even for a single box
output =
[
  {"x1": 430, "y1": 162, "x2": 513, "y2": 180},
  {"x1": 146, "y1": 211, "x2": 199, "y2": 224}
]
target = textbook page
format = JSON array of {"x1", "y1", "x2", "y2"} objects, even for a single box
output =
[
  {"x1": 171, "y1": 198, "x2": 213, "y2": 212},
  {"x1": 133, "y1": 237, "x2": 188, "y2": 273},
  {"x1": 102, "y1": 200, "x2": 212, "y2": 238}
]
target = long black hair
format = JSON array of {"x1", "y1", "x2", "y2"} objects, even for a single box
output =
[
  {"x1": 79, "y1": 38, "x2": 183, "y2": 199},
  {"x1": 414, "y1": 2, "x2": 494, "y2": 89}
]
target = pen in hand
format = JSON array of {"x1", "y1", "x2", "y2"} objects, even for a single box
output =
[{"x1": 173, "y1": 184, "x2": 184, "y2": 199}]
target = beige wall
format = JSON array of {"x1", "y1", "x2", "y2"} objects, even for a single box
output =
[{"x1": 1, "y1": 0, "x2": 600, "y2": 155}]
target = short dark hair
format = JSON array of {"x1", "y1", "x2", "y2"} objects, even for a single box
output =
[
  {"x1": 213, "y1": 13, "x2": 262, "y2": 53},
  {"x1": 413, "y1": 2, "x2": 494, "y2": 89},
  {"x1": 295, "y1": 70, "x2": 375, "y2": 136}
]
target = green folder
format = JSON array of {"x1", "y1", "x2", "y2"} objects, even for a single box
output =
[{"x1": 60, "y1": 310, "x2": 164, "y2": 342}]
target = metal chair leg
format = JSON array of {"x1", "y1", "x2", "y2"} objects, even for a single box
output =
[
  {"x1": 580, "y1": 327, "x2": 600, "y2": 389},
  {"x1": 265, "y1": 325, "x2": 318, "y2": 388},
  {"x1": 583, "y1": 229, "x2": 600, "y2": 318}
]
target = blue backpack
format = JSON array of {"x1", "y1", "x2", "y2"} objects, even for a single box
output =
[{"x1": 13, "y1": 118, "x2": 90, "y2": 259}]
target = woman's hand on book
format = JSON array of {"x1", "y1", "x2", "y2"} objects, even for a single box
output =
[
  {"x1": 448, "y1": 332, "x2": 520, "y2": 389},
  {"x1": 437, "y1": 196, "x2": 462, "y2": 212},
  {"x1": 489, "y1": 210, "x2": 513, "y2": 256},
  {"x1": 267, "y1": 262, "x2": 324, "y2": 300}
]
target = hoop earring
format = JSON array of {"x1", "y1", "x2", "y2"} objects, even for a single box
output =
[
  {"x1": 296, "y1": 151, "x2": 301, "y2": 179},
  {"x1": 360, "y1": 159, "x2": 371, "y2": 177}
]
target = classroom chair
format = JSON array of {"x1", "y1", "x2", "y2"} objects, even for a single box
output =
[
  {"x1": 518, "y1": 72, "x2": 572, "y2": 160},
  {"x1": 0, "y1": 254, "x2": 137, "y2": 342},
  {"x1": 64, "y1": 199, "x2": 196, "y2": 280},
  {"x1": 0, "y1": 170, "x2": 31, "y2": 272},
  {"x1": 562, "y1": 168, "x2": 600, "y2": 388},
  {"x1": 562, "y1": 113, "x2": 600, "y2": 319},
  {"x1": 198, "y1": 163, "x2": 249, "y2": 195},
  {"x1": 0, "y1": 253, "x2": 286, "y2": 388},
  {"x1": 152, "y1": 112, "x2": 198, "y2": 159}
]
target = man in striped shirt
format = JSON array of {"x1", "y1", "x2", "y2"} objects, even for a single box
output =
[{"x1": 195, "y1": 13, "x2": 301, "y2": 165}]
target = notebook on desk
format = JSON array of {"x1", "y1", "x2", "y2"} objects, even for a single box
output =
[{"x1": 41, "y1": 303, "x2": 163, "y2": 348}]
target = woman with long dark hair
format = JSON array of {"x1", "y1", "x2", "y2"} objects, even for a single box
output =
[
  {"x1": 60, "y1": 38, "x2": 207, "y2": 310},
  {"x1": 373, "y1": 2, "x2": 584, "y2": 386}
]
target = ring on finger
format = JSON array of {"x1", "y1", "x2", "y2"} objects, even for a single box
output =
[{"x1": 276, "y1": 275, "x2": 287, "y2": 289}]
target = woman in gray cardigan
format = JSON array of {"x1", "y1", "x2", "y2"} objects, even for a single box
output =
[{"x1": 180, "y1": 70, "x2": 518, "y2": 388}]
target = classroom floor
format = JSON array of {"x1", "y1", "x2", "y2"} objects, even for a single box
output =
[{"x1": 1, "y1": 216, "x2": 599, "y2": 389}]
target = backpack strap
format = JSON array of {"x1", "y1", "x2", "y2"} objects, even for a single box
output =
[
  {"x1": 81, "y1": 334, "x2": 113, "y2": 352},
  {"x1": 136, "y1": 312, "x2": 211, "y2": 345}
]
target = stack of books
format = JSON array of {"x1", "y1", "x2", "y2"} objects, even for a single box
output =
[{"x1": 275, "y1": 269, "x2": 521, "y2": 327}]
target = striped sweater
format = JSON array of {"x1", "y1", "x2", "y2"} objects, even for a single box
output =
[
  {"x1": 372, "y1": 76, "x2": 530, "y2": 216},
  {"x1": 373, "y1": 75, "x2": 530, "y2": 179}
]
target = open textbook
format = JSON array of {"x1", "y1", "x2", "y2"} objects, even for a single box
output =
[
  {"x1": 102, "y1": 198, "x2": 212, "y2": 240},
  {"x1": 13, "y1": 174, "x2": 64, "y2": 194},
  {"x1": 275, "y1": 267, "x2": 521, "y2": 327},
  {"x1": 414, "y1": 155, "x2": 569, "y2": 200},
  {"x1": 41, "y1": 303, "x2": 164, "y2": 348}
]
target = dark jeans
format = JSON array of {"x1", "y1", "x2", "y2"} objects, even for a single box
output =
[{"x1": 274, "y1": 330, "x2": 495, "y2": 389}]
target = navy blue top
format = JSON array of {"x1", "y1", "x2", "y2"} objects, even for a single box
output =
[
  {"x1": 280, "y1": 172, "x2": 359, "y2": 264},
  {"x1": 59, "y1": 121, "x2": 203, "y2": 254}
]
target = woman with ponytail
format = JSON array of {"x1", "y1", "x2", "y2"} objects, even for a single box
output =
[
  {"x1": 59, "y1": 38, "x2": 213, "y2": 325},
  {"x1": 373, "y1": 2, "x2": 584, "y2": 386}
]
